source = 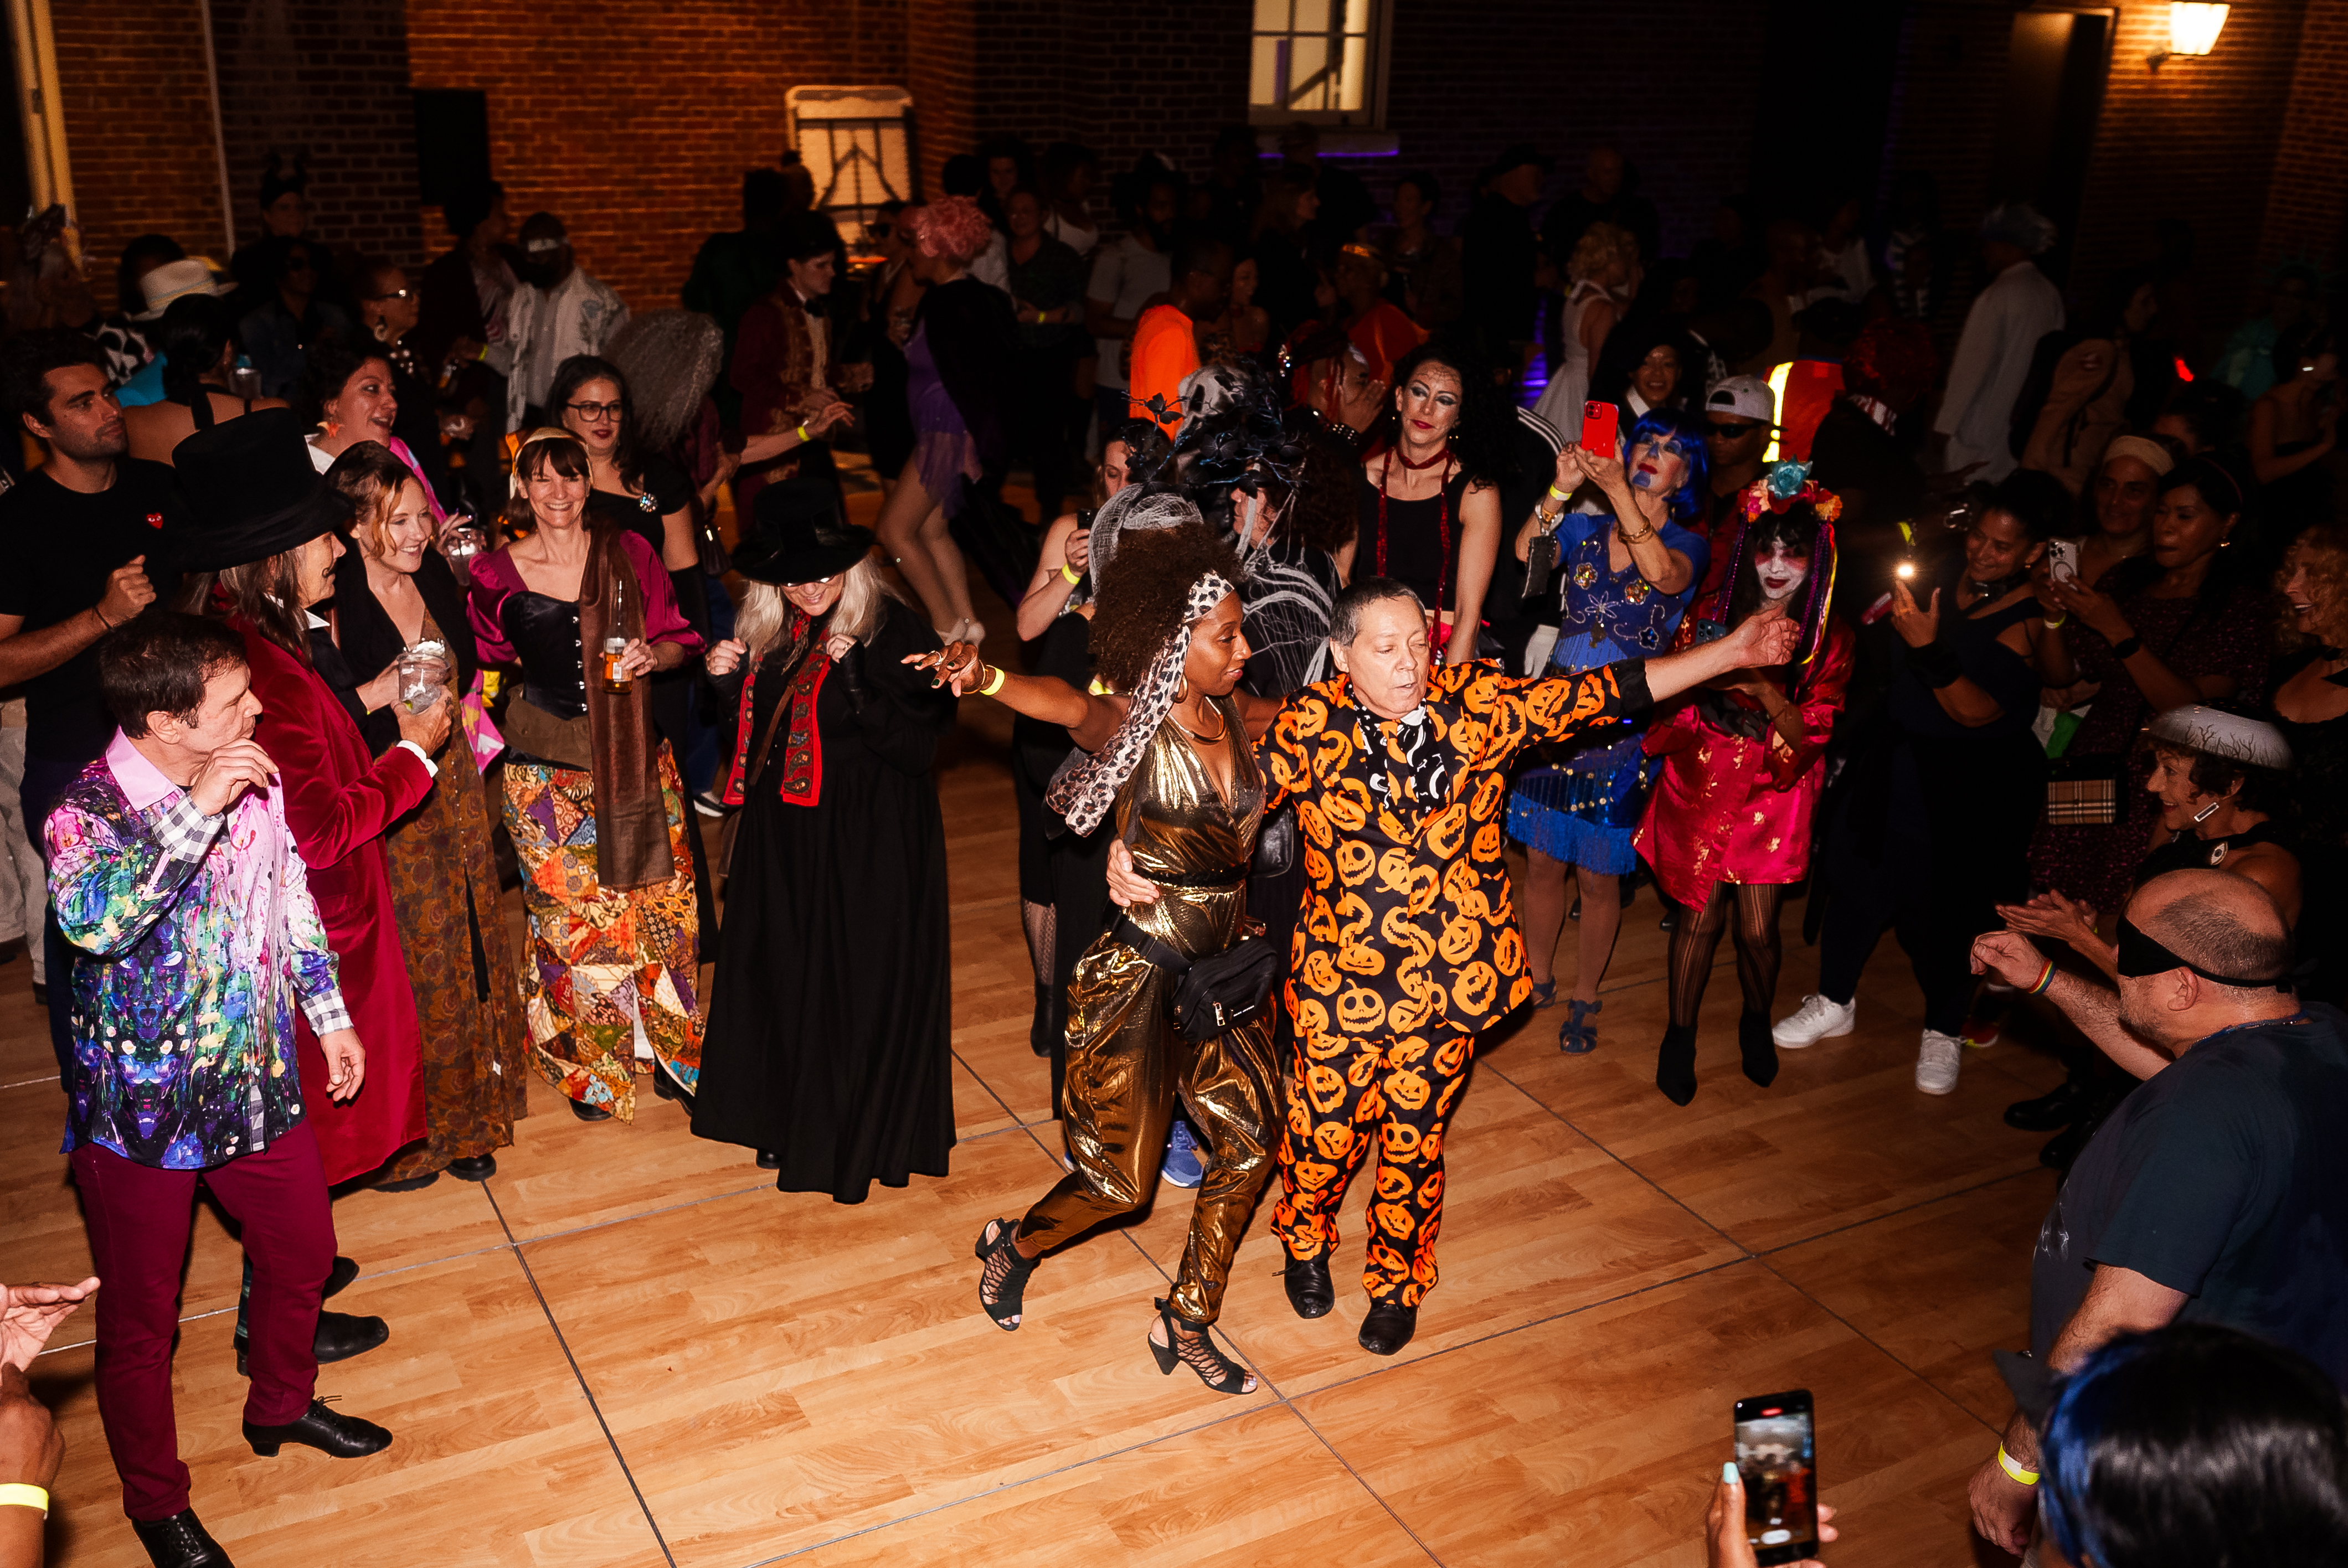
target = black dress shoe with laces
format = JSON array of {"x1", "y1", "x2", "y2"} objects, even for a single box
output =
[
  {"x1": 1283, "y1": 1256, "x2": 1334, "y2": 1319},
  {"x1": 237, "y1": 1311, "x2": 388, "y2": 1376},
  {"x1": 243, "y1": 1398, "x2": 393, "y2": 1458},
  {"x1": 131, "y1": 1508, "x2": 235, "y2": 1567},
  {"x1": 1358, "y1": 1298, "x2": 1419, "y2": 1356}
]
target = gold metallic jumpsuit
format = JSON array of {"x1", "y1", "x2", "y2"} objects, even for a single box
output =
[{"x1": 1014, "y1": 697, "x2": 1280, "y2": 1325}]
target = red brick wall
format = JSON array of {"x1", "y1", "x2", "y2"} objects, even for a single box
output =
[
  {"x1": 208, "y1": 0, "x2": 424, "y2": 274},
  {"x1": 2258, "y1": 0, "x2": 2348, "y2": 289},
  {"x1": 405, "y1": 0, "x2": 906, "y2": 310},
  {"x1": 49, "y1": 0, "x2": 231, "y2": 311}
]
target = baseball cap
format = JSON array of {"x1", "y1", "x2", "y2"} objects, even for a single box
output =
[{"x1": 1703, "y1": 375, "x2": 1776, "y2": 425}]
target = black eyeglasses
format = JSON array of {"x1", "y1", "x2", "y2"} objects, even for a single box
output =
[
  {"x1": 565, "y1": 400, "x2": 624, "y2": 420},
  {"x1": 2114, "y1": 915, "x2": 2289, "y2": 989}
]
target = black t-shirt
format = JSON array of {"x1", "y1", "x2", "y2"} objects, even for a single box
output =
[
  {"x1": 586, "y1": 457, "x2": 692, "y2": 561},
  {"x1": 2030, "y1": 1005, "x2": 2348, "y2": 1388},
  {"x1": 0, "y1": 461, "x2": 185, "y2": 764}
]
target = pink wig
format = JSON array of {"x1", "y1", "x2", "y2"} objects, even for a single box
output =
[{"x1": 905, "y1": 195, "x2": 993, "y2": 267}]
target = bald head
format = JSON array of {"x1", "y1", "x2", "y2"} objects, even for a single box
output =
[{"x1": 2131, "y1": 869, "x2": 2292, "y2": 992}]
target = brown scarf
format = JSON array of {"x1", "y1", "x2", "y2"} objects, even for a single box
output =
[{"x1": 578, "y1": 525, "x2": 673, "y2": 890}]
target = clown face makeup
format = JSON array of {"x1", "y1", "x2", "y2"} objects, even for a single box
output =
[
  {"x1": 1629, "y1": 437, "x2": 1693, "y2": 496},
  {"x1": 1753, "y1": 539, "x2": 1811, "y2": 602}
]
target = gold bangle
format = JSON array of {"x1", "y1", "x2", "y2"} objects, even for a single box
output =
[
  {"x1": 0, "y1": 1484, "x2": 48, "y2": 1517},
  {"x1": 1619, "y1": 522, "x2": 1657, "y2": 544},
  {"x1": 2042, "y1": 613, "x2": 2067, "y2": 629},
  {"x1": 1996, "y1": 1446, "x2": 2039, "y2": 1487},
  {"x1": 1060, "y1": 563, "x2": 1082, "y2": 585},
  {"x1": 978, "y1": 663, "x2": 1007, "y2": 697}
]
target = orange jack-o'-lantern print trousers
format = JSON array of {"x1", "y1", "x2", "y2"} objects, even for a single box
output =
[{"x1": 1271, "y1": 1024, "x2": 1475, "y2": 1307}]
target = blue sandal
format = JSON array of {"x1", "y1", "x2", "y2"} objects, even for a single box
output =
[
  {"x1": 1527, "y1": 978, "x2": 1558, "y2": 1009},
  {"x1": 1559, "y1": 998, "x2": 1602, "y2": 1054}
]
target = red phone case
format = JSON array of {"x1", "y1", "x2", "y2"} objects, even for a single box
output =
[{"x1": 1582, "y1": 401, "x2": 1619, "y2": 457}]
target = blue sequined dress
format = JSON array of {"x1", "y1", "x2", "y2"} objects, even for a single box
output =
[{"x1": 1505, "y1": 509, "x2": 1708, "y2": 872}]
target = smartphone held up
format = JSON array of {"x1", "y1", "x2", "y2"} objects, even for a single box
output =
[
  {"x1": 1581, "y1": 400, "x2": 1620, "y2": 461},
  {"x1": 1733, "y1": 1389, "x2": 1818, "y2": 1565}
]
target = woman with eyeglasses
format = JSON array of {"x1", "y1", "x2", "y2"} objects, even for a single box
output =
[
  {"x1": 236, "y1": 235, "x2": 353, "y2": 400},
  {"x1": 1507, "y1": 408, "x2": 1711, "y2": 1054}
]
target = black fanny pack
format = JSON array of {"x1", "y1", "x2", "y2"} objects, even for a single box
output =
[{"x1": 1111, "y1": 908, "x2": 1281, "y2": 1043}]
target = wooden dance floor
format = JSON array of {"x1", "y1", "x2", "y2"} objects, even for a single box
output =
[{"x1": 1, "y1": 646, "x2": 2056, "y2": 1566}]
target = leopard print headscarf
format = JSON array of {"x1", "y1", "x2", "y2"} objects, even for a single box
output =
[{"x1": 1043, "y1": 571, "x2": 1234, "y2": 837}]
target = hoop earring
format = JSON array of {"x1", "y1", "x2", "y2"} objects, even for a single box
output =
[{"x1": 1175, "y1": 675, "x2": 1191, "y2": 704}]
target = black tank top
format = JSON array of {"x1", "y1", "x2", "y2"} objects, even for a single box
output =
[
  {"x1": 2135, "y1": 816, "x2": 2298, "y2": 887},
  {"x1": 1355, "y1": 462, "x2": 1472, "y2": 615}
]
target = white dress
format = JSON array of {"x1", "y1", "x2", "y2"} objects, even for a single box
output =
[{"x1": 1532, "y1": 280, "x2": 1614, "y2": 441}]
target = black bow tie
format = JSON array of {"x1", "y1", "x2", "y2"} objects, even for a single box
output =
[{"x1": 797, "y1": 294, "x2": 823, "y2": 318}]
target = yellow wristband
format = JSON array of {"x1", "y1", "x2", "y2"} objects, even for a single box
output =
[
  {"x1": 1546, "y1": 483, "x2": 1570, "y2": 502},
  {"x1": 2042, "y1": 613, "x2": 2067, "y2": 629},
  {"x1": 1996, "y1": 1446, "x2": 2039, "y2": 1487},
  {"x1": 1060, "y1": 563, "x2": 1082, "y2": 585},
  {"x1": 978, "y1": 663, "x2": 1007, "y2": 697},
  {"x1": 0, "y1": 1484, "x2": 49, "y2": 1517},
  {"x1": 795, "y1": 423, "x2": 810, "y2": 443}
]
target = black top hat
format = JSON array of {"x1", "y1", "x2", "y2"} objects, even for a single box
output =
[
  {"x1": 171, "y1": 408, "x2": 353, "y2": 572},
  {"x1": 733, "y1": 479, "x2": 874, "y2": 585}
]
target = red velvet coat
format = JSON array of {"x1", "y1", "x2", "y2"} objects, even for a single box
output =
[{"x1": 233, "y1": 619, "x2": 434, "y2": 1183}]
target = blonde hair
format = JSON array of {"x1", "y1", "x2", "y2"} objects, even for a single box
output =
[
  {"x1": 2279, "y1": 520, "x2": 2348, "y2": 655},
  {"x1": 1567, "y1": 220, "x2": 1638, "y2": 286},
  {"x1": 322, "y1": 441, "x2": 425, "y2": 561},
  {"x1": 734, "y1": 553, "x2": 902, "y2": 659}
]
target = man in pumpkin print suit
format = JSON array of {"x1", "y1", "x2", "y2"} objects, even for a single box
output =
[{"x1": 1109, "y1": 579, "x2": 1799, "y2": 1355}]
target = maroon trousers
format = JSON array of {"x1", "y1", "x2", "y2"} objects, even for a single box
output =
[{"x1": 70, "y1": 1120, "x2": 336, "y2": 1520}]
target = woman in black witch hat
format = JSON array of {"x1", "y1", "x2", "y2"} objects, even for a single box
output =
[{"x1": 689, "y1": 479, "x2": 959, "y2": 1201}]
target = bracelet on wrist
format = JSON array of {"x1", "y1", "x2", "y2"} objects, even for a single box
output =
[
  {"x1": 94, "y1": 606, "x2": 114, "y2": 631},
  {"x1": 0, "y1": 1484, "x2": 49, "y2": 1517},
  {"x1": 795, "y1": 422, "x2": 810, "y2": 443},
  {"x1": 2030, "y1": 958, "x2": 2057, "y2": 996},
  {"x1": 977, "y1": 663, "x2": 1007, "y2": 697},
  {"x1": 1060, "y1": 563, "x2": 1082, "y2": 586},
  {"x1": 2042, "y1": 612, "x2": 2067, "y2": 629},
  {"x1": 1546, "y1": 482, "x2": 1570, "y2": 502},
  {"x1": 1996, "y1": 1445, "x2": 2040, "y2": 1487},
  {"x1": 2112, "y1": 633, "x2": 2144, "y2": 659}
]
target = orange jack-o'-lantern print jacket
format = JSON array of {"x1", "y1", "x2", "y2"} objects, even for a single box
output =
[{"x1": 1261, "y1": 657, "x2": 1651, "y2": 1041}]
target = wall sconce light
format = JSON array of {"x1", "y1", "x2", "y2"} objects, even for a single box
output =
[{"x1": 2150, "y1": 3, "x2": 2228, "y2": 67}]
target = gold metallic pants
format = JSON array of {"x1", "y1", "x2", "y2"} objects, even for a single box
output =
[
  {"x1": 1016, "y1": 935, "x2": 1280, "y2": 1324},
  {"x1": 1271, "y1": 1026, "x2": 1476, "y2": 1308}
]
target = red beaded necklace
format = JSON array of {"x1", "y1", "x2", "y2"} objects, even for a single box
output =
[{"x1": 1374, "y1": 439, "x2": 1457, "y2": 612}]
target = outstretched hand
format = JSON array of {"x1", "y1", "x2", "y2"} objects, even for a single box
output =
[
  {"x1": 904, "y1": 641, "x2": 987, "y2": 694},
  {"x1": 1728, "y1": 614, "x2": 1804, "y2": 670},
  {"x1": 1, "y1": 1280, "x2": 97, "y2": 1371}
]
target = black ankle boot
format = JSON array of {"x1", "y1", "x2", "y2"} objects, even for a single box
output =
[
  {"x1": 1656, "y1": 1023, "x2": 1698, "y2": 1106},
  {"x1": 1738, "y1": 1009, "x2": 1779, "y2": 1088}
]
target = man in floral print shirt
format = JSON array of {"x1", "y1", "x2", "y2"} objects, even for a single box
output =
[{"x1": 45, "y1": 613, "x2": 395, "y2": 1564}]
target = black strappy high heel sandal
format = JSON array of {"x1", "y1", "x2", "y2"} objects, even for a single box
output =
[
  {"x1": 975, "y1": 1218, "x2": 1039, "y2": 1330},
  {"x1": 1147, "y1": 1298, "x2": 1257, "y2": 1395}
]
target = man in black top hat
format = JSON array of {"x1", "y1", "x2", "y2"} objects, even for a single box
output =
[{"x1": 0, "y1": 329, "x2": 183, "y2": 1060}]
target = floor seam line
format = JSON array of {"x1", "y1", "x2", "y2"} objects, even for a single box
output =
[
  {"x1": 483, "y1": 1180, "x2": 680, "y2": 1567},
  {"x1": 1754, "y1": 1165, "x2": 2050, "y2": 1257},
  {"x1": 1749, "y1": 1251, "x2": 2005, "y2": 1436}
]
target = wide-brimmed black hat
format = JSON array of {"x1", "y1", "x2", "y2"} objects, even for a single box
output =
[
  {"x1": 172, "y1": 408, "x2": 353, "y2": 572},
  {"x1": 732, "y1": 479, "x2": 874, "y2": 585}
]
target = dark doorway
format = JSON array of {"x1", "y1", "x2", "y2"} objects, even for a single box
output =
[
  {"x1": 0, "y1": 36, "x2": 32, "y2": 224},
  {"x1": 413, "y1": 89, "x2": 492, "y2": 210},
  {"x1": 1749, "y1": 0, "x2": 1908, "y2": 224},
  {"x1": 1988, "y1": 8, "x2": 2113, "y2": 288}
]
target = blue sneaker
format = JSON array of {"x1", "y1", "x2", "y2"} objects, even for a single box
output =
[{"x1": 1160, "y1": 1119, "x2": 1205, "y2": 1189}]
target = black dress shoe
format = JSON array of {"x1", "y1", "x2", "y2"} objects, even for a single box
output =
[
  {"x1": 1738, "y1": 1009, "x2": 1779, "y2": 1089},
  {"x1": 650, "y1": 1065, "x2": 690, "y2": 1103},
  {"x1": 131, "y1": 1508, "x2": 235, "y2": 1567},
  {"x1": 323, "y1": 1255, "x2": 359, "y2": 1301},
  {"x1": 243, "y1": 1397, "x2": 392, "y2": 1458},
  {"x1": 755, "y1": 1149, "x2": 781, "y2": 1170},
  {"x1": 1358, "y1": 1298, "x2": 1418, "y2": 1356},
  {"x1": 238, "y1": 1311, "x2": 388, "y2": 1376},
  {"x1": 2005, "y1": 1080, "x2": 2092, "y2": 1132},
  {"x1": 569, "y1": 1097, "x2": 612, "y2": 1122},
  {"x1": 1656, "y1": 1023, "x2": 1699, "y2": 1106},
  {"x1": 1283, "y1": 1256, "x2": 1334, "y2": 1319},
  {"x1": 30, "y1": 981, "x2": 45, "y2": 1007},
  {"x1": 446, "y1": 1154, "x2": 496, "y2": 1181}
]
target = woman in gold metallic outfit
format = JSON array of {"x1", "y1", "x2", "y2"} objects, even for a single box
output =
[{"x1": 915, "y1": 519, "x2": 1278, "y2": 1395}]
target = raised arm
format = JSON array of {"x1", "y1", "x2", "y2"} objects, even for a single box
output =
[{"x1": 908, "y1": 640, "x2": 1126, "y2": 753}]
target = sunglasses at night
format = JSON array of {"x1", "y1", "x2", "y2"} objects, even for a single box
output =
[
  {"x1": 2114, "y1": 915, "x2": 2290, "y2": 989},
  {"x1": 1706, "y1": 420, "x2": 1763, "y2": 439}
]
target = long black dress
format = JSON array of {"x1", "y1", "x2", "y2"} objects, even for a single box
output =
[{"x1": 692, "y1": 596, "x2": 957, "y2": 1201}]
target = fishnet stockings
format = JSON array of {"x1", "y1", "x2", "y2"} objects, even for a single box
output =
[
  {"x1": 1020, "y1": 899, "x2": 1055, "y2": 986},
  {"x1": 1666, "y1": 882, "x2": 1787, "y2": 1028}
]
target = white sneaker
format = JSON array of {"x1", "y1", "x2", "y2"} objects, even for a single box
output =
[
  {"x1": 1773, "y1": 993, "x2": 1856, "y2": 1049},
  {"x1": 1915, "y1": 1030, "x2": 1963, "y2": 1095}
]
